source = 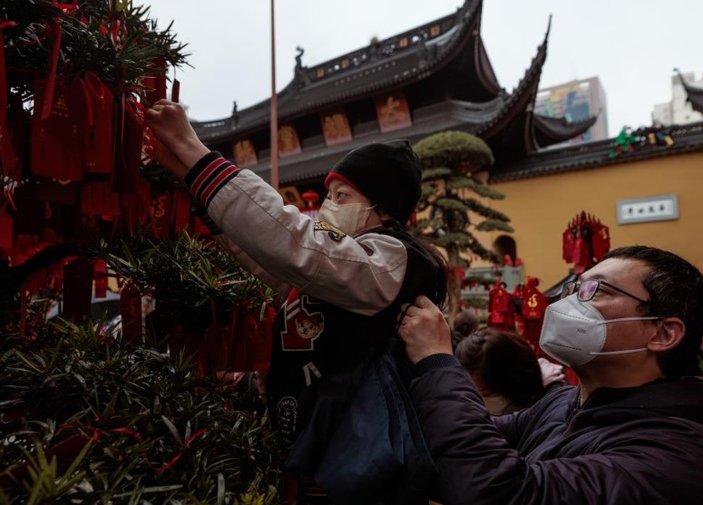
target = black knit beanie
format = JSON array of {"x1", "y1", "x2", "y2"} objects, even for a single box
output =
[{"x1": 324, "y1": 139, "x2": 422, "y2": 223}]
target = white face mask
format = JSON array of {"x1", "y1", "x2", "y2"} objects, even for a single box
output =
[
  {"x1": 539, "y1": 294, "x2": 659, "y2": 367},
  {"x1": 317, "y1": 199, "x2": 374, "y2": 236}
]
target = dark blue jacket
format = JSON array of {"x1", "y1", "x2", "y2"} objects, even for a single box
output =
[{"x1": 411, "y1": 355, "x2": 703, "y2": 505}]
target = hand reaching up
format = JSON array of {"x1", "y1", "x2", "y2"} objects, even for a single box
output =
[{"x1": 144, "y1": 100, "x2": 210, "y2": 179}]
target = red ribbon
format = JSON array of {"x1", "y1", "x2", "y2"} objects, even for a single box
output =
[{"x1": 60, "y1": 422, "x2": 208, "y2": 474}]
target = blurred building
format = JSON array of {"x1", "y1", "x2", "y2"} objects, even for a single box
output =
[
  {"x1": 534, "y1": 77, "x2": 608, "y2": 145},
  {"x1": 652, "y1": 71, "x2": 703, "y2": 126}
]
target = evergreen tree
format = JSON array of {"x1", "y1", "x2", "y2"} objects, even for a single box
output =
[{"x1": 412, "y1": 131, "x2": 513, "y2": 312}]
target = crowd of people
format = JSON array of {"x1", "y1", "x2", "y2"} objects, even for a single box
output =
[{"x1": 145, "y1": 100, "x2": 703, "y2": 505}]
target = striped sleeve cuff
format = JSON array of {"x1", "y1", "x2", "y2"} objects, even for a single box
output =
[{"x1": 185, "y1": 151, "x2": 241, "y2": 208}]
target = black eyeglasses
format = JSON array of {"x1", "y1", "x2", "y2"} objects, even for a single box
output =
[{"x1": 561, "y1": 279, "x2": 650, "y2": 305}]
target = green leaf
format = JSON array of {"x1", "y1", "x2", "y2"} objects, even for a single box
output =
[
  {"x1": 161, "y1": 415, "x2": 183, "y2": 445},
  {"x1": 435, "y1": 198, "x2": 470, "y2": 213},
  {"x1": 475, "y1": 219, "x2": 515, "y2": 232},
  {"x1": 421, "y1": 167, "x2": 452, "y2": 180}
]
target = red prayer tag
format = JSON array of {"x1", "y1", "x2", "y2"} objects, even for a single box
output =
[
  {"x1": 81, "y1": 180, "x2": 119, "y2": 216},
  {"x1": 62, "y1": 258, "x2": 94, "y2": 323},
  {"x1": 37, "y1": 178, "x2": 79, "y2": 205},
  {"x1": 112, "y1": 99, "x2": 143, "y2": 193},
  {"x1": 150, "y1": 190, "x2": 172, "y2": 239},
  {"x1": 0, "y1": 212, "x2": 12, "y2": 251},
  {"x1": 82, "y1": 74, "x2": 114, "y2": 175},
  {"x1": 143, "y1": 59, "x2": 167, "y2": 107},
  {"x1": 31, "y1": 79, "x2": 85, "y2": 181},
  {"x1": 172, "y1": 190, "x2": 191, "y2": 235},
  {"x1": 120, "y1": 282, "x2": 142, "y2": 344},
  {"x1": 93, "y1": 259, "x2": 107, "y2": 299}
]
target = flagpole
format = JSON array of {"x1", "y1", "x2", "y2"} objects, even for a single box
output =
[{"x1": 269, "y1": 0, "x2": 279, "y2": 189}]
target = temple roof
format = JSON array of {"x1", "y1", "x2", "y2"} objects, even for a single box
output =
[
  {"x1": 192, "y1": 0, "x2": 596, "y2": 180},
  {"x1": 679, "y1": 71, "x2": 703, "y2": 114},
  {"x1": 489, "y1": 121, "x2": 703, "y2": 183}
]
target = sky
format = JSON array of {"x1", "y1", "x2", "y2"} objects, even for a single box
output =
[{"x1": 141, "y1": 0, "x2": 703, "y2": 138}]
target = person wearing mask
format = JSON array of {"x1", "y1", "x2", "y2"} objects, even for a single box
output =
[
  {"x1": 145, "y1": 100, "x2": 447, "y2": 505},
  {"x1": 398, "y1": 245, "x2": 703, "y2": 505}
]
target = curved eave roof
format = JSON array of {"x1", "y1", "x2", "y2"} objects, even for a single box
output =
[
  {"x1": 193, "y1": 0, "x2": 489, "y2": 143},
  {"x1": 680, "y1": 73, "x2": 703, "y2": 114},
  {"x1": 476, "y1": 16, "x2": 597, "y2": 154},
  {"x1": 476, "y1": 17, "x2": 551, "y2": 144},
  {"x1": 533, "y1": 113, "x2": 598, "y2": 146}
]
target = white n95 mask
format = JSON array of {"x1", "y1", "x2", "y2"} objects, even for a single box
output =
[
  {"x1": 539, "y1": 295, "x2": 659, "y2": 367},
  {"x1": 318, "y1": 199, "x2": 374, "y2": 236}
]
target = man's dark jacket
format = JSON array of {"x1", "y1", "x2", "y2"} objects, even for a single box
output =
[{"x1": 410, "y1": 355, "x2": 703, "y2": 505}]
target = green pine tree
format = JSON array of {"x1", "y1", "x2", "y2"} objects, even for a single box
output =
[{"x1": 412, "y1": 131, "x2": 513, "y2": 312}]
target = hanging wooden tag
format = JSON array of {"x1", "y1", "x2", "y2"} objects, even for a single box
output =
[
  {"x1": 150, "y1": 189, "x2": 172, "y2": 239},
  {"x1": 30, "y1": 79, "x2": 85, "y2": 182},
  {"x1": 93, "y1": 259, "x2": 108, "y2": 299},
  {"x1": 62, "y1": 258, "x2": 94, "y2": 323},
  {"x1": 172, "y1": 190, "x2": 191, "y2": 235},
  {"x1": 120, "y1": 281, "x2": 142, "y2": 344},
  {"x1": 12, "y1": 182, "x2": 44, "y2": 235},
  {"x1": 0, "y1": 212, "x2": 12, "y2": 251},
  {"x1": 112, "y1": 99, "x2": 143, "y2": 193},
  {"x1": 37, "y1": 178, "x2": 79, "y2": 205},
  {"x1": 82, "y1": 73, "x2": 114, "y2": 175},
  {"x1": 80, "y1": 180, "x2": 119, "y2": 216}
]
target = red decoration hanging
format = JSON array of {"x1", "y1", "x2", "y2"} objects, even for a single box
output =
[
  {"x1": 143, "y1": 58, "x2": 167, "y2": 106},
  {"x1": 120, "y1": 282, "x2": 142, "y2": 344},
  {"x1": 112, "y1": 97, "x2": 144, "y2": 193},
  {"x1": 62, "y1": 257, "x2": 94, "y2": 323},
  {"x1": 0, "y1": 212, "x2": 12, "y2": 252},
  {"x1": 562, "y1": 212, "x2": 611, "y2": 273},
  {"x1": 519, "y1": 277, "x2": 548, "y2": 357},
  {"x1": 487, "y1": 279, "x2": 515, "y2": 331},
  {"x1": 150, "y1": 189, "x2": 173, "y2": 239},
  {"x1": 80, "y1": 180, "x2": 119, "y2": 216},
  {"x1": 93, "y1": 259, "x2": 108, "y2": 299},
  {"x1": 82, "y1": 73, "x2": 114, "y2": 175},
  {"x1": 31, "y1": 79, "x2": 85, "y2": 182},
  {"x1": 37, "y1": 179, "x2": 79, "y2": 206},
  {"x1": 172, "y1": 190, "x2": 191, "y2": 235}
]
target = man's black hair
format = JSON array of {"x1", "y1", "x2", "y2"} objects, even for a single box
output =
[{"x1": 602, "y1": 245, "x2": 703, "y2": 378}]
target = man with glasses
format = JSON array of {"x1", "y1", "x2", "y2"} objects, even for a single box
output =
[{"x1": 397, "y1": 245, "x2": 703, "y2": 505}]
